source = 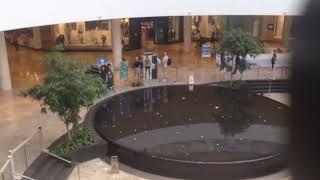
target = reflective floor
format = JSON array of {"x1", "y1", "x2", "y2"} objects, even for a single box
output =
[
  {"x1": 7, "y1": 42, "x2": 215, "y2": 90},
  {"x1": 6, "y1": 41, "x2": 287, "y2": 90},
  {"x1": 94, "y1": 85, "x2": 289, "y2": 179}
]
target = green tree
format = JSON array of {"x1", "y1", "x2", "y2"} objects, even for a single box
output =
[
  {"x1": 23, "y1": 51, "x2": 107, "y2": 140},
  {"x1": 218, "y1": 29, "x2": 263, "y2": 83}
]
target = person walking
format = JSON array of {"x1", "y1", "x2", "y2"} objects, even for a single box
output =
[
  {"x1": 220, "y1": 52, "x2": 226, "y2": 71},
  {"x1": 233, "y1": 53, "x2": 241, "y2": 74},
  {"x1": 271, "y1": 50, "x2": 277, "y2": 70},
  {"x1": 106, "y1": 64, "x2": 114, "y2": 89},
  {"x1": 144, "y1": 56, "x2": 151, "y2": 80},
  {"x1": 101, "y1": 34, "x2": 107, "y2": 49},
  {"x1": 133, "y1": 57, "x2": 143, "y2": 86},
  {"x1": 100, "y1": 65, "x2": 108, "y2": 85},
  {"x1": 162, "y1": 52, "x2": 169, "y2": 81}
]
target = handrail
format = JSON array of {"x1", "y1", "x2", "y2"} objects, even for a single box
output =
[
  {"x1": 15, "y1": 173, "x2": 37, "y2": 180},
  {"x1": 42, "y1": 149, "x2": 81, "y2": 180},
  {"x1": 0, "y1": 159, "x2": 10, "y2": 174},
  {"x1": 10, "y1": 127, "x2": 41, "y2": 153},
  {"x1": 42, "y1": 149, "x2": 72, "y2": 164}
]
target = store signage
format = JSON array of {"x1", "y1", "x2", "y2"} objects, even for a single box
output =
[
  {"x1": 97, "y1": 58, "x2": 107, "y2": 65},
  {"x1": 202, "y1": 43, "x2": 211, "y2": 58}
]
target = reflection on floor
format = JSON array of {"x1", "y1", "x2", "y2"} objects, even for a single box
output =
[
  {"x1": 7, "y1": 42, "x2": 216, "y2": 90},
  {"x1": 7, "y1": 42, "x2": 288, "y2": 90}
]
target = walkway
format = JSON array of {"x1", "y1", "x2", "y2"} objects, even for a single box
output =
[
  {"x1": 68, "y1": 158, "x2": 291, "y2": 180},
  {"x1": 6, "y1": 42, "x2": 289, "y2": 90}
]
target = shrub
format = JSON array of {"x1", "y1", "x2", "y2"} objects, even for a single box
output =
[
  {"x1": 52, "y1": 128, "x2": 94, "y2": 157},
  {"x1": 222, "y1": 80, "x2": 246, "y2": 89}
]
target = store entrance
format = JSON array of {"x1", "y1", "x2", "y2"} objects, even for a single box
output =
[
  {"x1": 140, "y1": 20, "x2": 154, "y2": 49},
  {"x1": 128, "y1": 17, "x2": 184, "y2": 50}
]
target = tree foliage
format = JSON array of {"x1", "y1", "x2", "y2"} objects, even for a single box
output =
[
  {"x1": 218, "y1": 29, "x2": 263, "y2": 76},
  {"x1": 219, "y1": 28, "x2": 263, "y2": 57},
  {"x1": 23, "y1": 52, "x2": 107, "y2": 134}
]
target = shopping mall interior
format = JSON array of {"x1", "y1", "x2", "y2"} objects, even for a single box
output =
[
  {"x1": 5, "y1": 16, "x2": 295, "y2": 51},
  {"x1": 0, "y1": 0, "x2": 310, "y2": 179},
  {"x1": 3, "y1": 16, "x2": 295, "y2": 89}
]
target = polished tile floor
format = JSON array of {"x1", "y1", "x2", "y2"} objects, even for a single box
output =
[
  {"x1": 6, "y1": 42, "x2": 289, "y2": 91},
  {"x1": 7, "y1": 42, "x2": 217, "y2": 90}
]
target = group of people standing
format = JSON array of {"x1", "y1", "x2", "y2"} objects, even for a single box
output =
[
  {"x1": 218, "y1": 50, "x2": 278, "y2": 74},
  {"x1": 218, "y1": 52, "x2": 243, "y2": 74},
  {"x1": 100, "y1": 51, "x2": 171, "y2": 89},
  {"x1": 100, "y1": 63, "x2": 114, "y2": 89},
  {"x1": 132, "y1": 52, "x2": 170, "y2": 85}
]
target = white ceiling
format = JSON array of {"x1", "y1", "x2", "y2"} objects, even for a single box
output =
[{"x1": 0, "y1": 0, "x2": 306, "y2": 31}]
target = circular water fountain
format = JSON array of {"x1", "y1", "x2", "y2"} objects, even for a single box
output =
[{"x1": 93, "y1": 85, "x2": 289, "y2": 179}]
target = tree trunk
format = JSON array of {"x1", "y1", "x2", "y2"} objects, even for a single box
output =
[
  {"x1": 230, "y1": 57, "x2": 234, "y2": 86},
  {"x1": 66, "y1": 123, "x2": 72, "y2": 141}
]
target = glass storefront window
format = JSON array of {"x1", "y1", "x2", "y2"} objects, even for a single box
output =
[
  {"x1": 121, "y1": 18, "x2": 130, "y2": 48},
  {"x1": 168, "y1": 16, "x2": 180, "y2": 42}
]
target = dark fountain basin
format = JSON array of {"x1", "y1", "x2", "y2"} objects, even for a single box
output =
[{"x1": 93, "y1": 85, "x2": 289, "y2": 179}]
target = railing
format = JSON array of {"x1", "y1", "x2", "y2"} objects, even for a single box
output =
[
  {"x1": 1, "y1": 127, "x2": 43, "y2": 180},
  {"x1": 42, "y1": 149, "x2": 81, "y2": 180},
  {"x1": 0, "y1": 159, "x2": 13, "y2": 180},
  {"x1": 0, "y1": 126, "x2": 81, "y2": 180},
  {"x1": 10, "y1": 127, "x2": 42, "y2": 178}
]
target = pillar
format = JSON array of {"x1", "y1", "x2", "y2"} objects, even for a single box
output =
[
  {"x1": 184, "y1": 16, "x2": 192, "y2": 53},
  {"x1": 0, "y1": 32, "x2": 12, "y2": 91},
  {"x1": 111, "y1": 19, "x2": 122, "y2": 68}
]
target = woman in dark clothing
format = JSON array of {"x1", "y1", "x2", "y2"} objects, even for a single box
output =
[
  {"x1": 132, "y1": 57, "x2": 143, "y2": 86},
  {"x1": 233, "y1": 53, "x2": 241, "y2": 74},
  {"x1": 100, "y1": 65, "x2": 108, "y2": 82},
  {"x1": 106, "y1": 64, "x2": 114, "y2": 89},
  {"x1": 220, "y1": 52, "x2": 226, "y2": 71},
  {"x1": 100, "y1": 64, "x2": 114, "y2": 89},
  {"x1": 271, "y1": 50, "x2": 277, "y2": 69}
]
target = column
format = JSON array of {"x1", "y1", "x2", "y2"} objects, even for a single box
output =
[
  {"x1": 184, "y1": 16, "x2": 192, "y2": 53},
  {"x1": 0, "y1": 32, "x2": 12, "y2": 91},
  {"x1": 111, "y1": 19, "x2": 122, "y2": 68}
]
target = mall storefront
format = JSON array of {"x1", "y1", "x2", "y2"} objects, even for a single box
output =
[
  {"x1": 4, "y1": 16, "x2": 295, "y2": 51},
  {"x1": 48, "y1": 16, "x2": 185, "y2": 50}
]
